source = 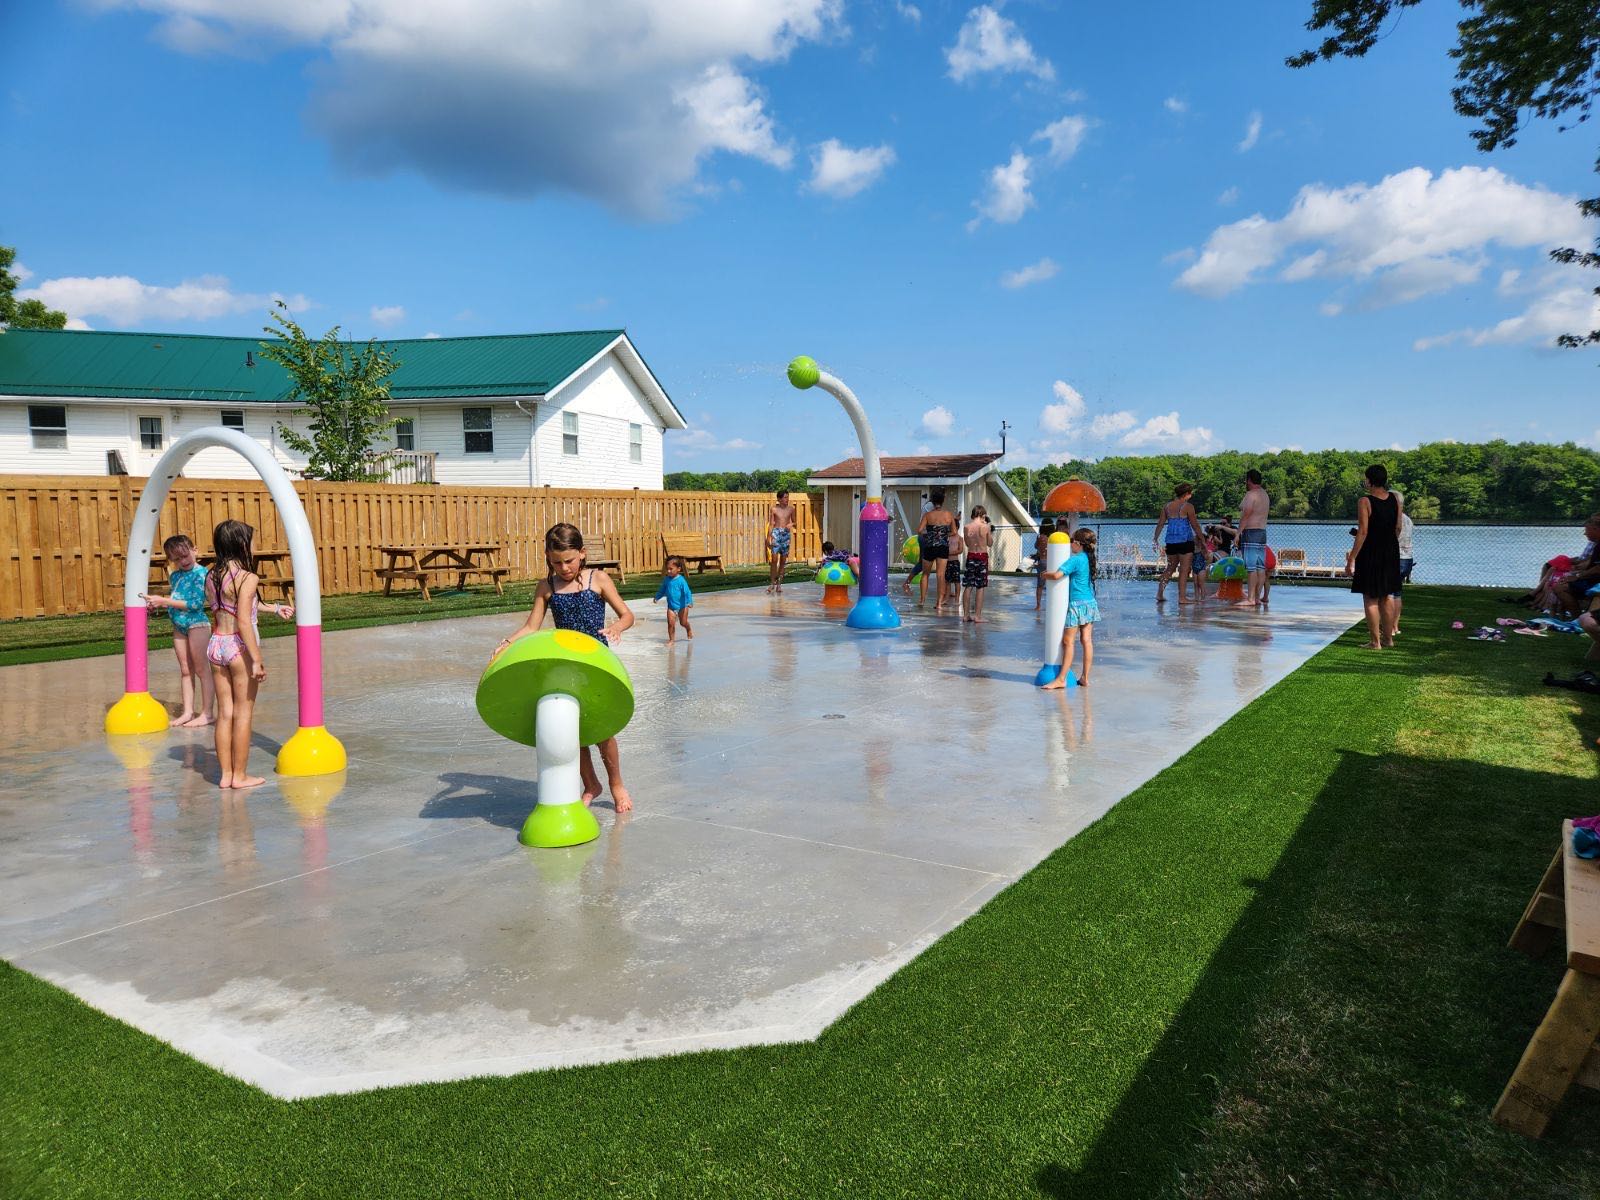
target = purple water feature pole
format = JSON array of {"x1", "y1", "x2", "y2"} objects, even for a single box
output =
[{"x1": 787, "y1": 356, "x2": 900, "y2": 630}]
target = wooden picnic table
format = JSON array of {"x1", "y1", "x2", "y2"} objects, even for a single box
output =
[
  {"x1": 375, "y1": 543, "x2": 509, "y2": 602},
  {"x1": 129, "y1": 550, "x2": 296, "y2": 602}
]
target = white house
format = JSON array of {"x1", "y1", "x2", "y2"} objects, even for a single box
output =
[{"x1": 0, "y1": 327, "x2": 686, "y2": 486}]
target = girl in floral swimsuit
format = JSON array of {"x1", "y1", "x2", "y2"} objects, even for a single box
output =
[
  {"x1": 204, "y1": 520, "x2": 292, "y2": 789},
  {"x1": 493, "y1": 522, "x2": 637, "y2": 811}
]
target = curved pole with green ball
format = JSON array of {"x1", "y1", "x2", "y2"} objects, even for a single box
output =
[{"x1": 787, "y1": 356, "x2": 900, "y2": 630}]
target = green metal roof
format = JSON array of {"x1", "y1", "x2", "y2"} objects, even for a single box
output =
[{"x1": 0, "y1": 327, "x2": 639, "y2": 404}]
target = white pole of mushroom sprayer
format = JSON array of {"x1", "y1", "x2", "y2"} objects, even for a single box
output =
[
  {"x1": 1034, "y1": 532, "x2": 1076, "y2": 687},
  {"x1": 536, "y1": 694, "x2": 582, "y2": 811}
]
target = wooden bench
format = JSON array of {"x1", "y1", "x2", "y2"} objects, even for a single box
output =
[
  {"x1": 1493, "y1": 820, "x2": 1600, "y2": 1138},
  {"x1": 662, "y1": 532, "x2": 724, "y2": 575},
  {"x1": 1275, "y1": 548, "x2": 1308, "y2": 577},
  {"x1": 587, "y1": 537, "x2": 625, "y2": 585}
]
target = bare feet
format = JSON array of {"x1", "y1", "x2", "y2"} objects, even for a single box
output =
[
  {"x1": 1361, "y1": 641, "x2": 1382, "y2": 649},
  {"x1": 232, "y1": 775, "x2": 267, "y2": 789},
  {"x1": 173, "y1": 712, "x2": 197, "y2": 727},
  {"x1": 1231, "y1": 601, "x2": 1257, "y2": 609},
  {"x1": 611, "y1": 785, "x2": 633, "y2": 813},
  {"x1": 1156, "y1": 592, "x2": 1166, "y2": 604},
  {"x1": 686, "y1": 626, "x2": 694, "y2": 639},
  {"x1": 189, "y1": 716, "x2": 213, "y2": 728},
  {"x1": 1040, "y1": 674, "x2": 1067, "y2": 691}
]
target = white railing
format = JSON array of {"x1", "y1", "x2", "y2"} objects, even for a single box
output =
[{"x1": 365, "y1": 449, "x2": 437, "y2": 485}]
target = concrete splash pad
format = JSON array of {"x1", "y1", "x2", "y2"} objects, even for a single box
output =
[{"x1": 0, "y1": 579, "x2": 1354, "y2": 1097}]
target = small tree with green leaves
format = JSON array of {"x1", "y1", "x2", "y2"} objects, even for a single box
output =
[
  {"x1": 0, "y1": 245, "x2": 68, "y2": 329},
  {"x1": 260, "y1": 301, "x2": 401, "y2": 481}
]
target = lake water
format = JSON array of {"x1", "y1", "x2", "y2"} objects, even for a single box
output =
[{"x1": 1073, "y1": 520, "x2": 1584, "y2": 588}]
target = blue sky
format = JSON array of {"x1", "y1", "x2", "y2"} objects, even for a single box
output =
[{"x1": 5, "y1": 0, "x2": 1597, "y2": 469}]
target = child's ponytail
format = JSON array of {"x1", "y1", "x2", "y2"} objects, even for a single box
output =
[{"x1": 1072, "y1": 528, "x2": 1098, "y2": 587}]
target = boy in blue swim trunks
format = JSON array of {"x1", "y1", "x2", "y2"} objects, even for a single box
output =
[
  {"x1": 768, "y1": 490, "x2": 796, "y2": 595},
  {"x1": 654, "y1": 555, "x2": 695, "y2": 643}
]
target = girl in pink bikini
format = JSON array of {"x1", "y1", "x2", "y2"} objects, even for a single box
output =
[{"x1": 205, "y1": 519, "x2": 292, "y2": 789}]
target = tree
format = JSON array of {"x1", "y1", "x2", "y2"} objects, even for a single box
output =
[
  {"x1": 1290, "y1": 1, "x2": 1600, "y2": 351},
  {"x1": 259, "y1": 301, "x2": 401, "y2": 482},
  {"x1": 0, "y1": 245, "x2": 68, "y2": 329}
]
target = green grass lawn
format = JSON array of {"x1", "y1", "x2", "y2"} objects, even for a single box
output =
[
  {"x1": 0, "y1": 566, "x2": 796, "y2": 666},
  {"x1": 3, "y1": 588, "x2": 1598, "y2": 1197}
]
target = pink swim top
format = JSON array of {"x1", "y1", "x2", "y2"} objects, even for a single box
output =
[{"x1": 209, "y1": 566, "x2": 258, "y2": 632}]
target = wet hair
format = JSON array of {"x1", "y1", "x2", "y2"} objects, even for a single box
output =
[
  {"x1": 1174, "y1": 483, "x2": 1193, "y2": 498},
  {"x1": 1364, "y1": 464, "x2": 1388, "y2": 488},
  {"x1": 776, "y1": 489, "x2": 789, "y2": 501},
  {"x1": 1071, "y1": 528, "x2": 1097, "y2": 574},
  {"x1": 665, "y1": 555, "x2": 687, "y2": 573},
  {"x1": 162, "y1": 533, "x2": 193, "y2": 558},
  {"x1": 1245, "y1": 469, "x2": 1263, "y2": 485},
  {"x1": 970, "y1": 505, "x2": 988, "y2": 521},
  {"x1": 930, "y1": 488, "x2": 946, "y2": 506},
  {"x1": 207, "y1": 520, "x2": 255, "y2": 609},
  {"x1": 822, "y1": 540, "x2": 835, "y2": 554},
  {"x1": 1588, "y1": 513, "x2": 1600, "y2": 526}
]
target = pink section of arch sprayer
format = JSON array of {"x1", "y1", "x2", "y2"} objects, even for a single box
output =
[
  {"x1": 296, "y1": 624, "x2": 324, "y2": 728},
  {"x1": 124, "y1": 607, "x2": 149, "y2": 693}
]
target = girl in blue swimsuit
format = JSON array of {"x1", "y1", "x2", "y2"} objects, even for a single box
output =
[{"x1": 493, "y1": 522, "x2": 637, "y2": 811}]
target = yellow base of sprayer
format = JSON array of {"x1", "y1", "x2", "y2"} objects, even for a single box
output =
[
  {"x1": 276, "y1": 725, "x2": 347, "y2": 777},
  {"x1": 105, "y1": 691, "x2": 170, "y2": 735}
]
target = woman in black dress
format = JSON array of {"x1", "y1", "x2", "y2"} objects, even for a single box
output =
[{"x1": 1350, "y1": 463, "x2": 1404, "y2": 648}]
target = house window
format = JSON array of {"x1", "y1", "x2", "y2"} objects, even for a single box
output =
[
  {"x1": 629, "y1": 422, "x2": 643, "y2": 463},
  {"x1": 220, "y1": 409, "x2": 245, "y2": 430},
  {"x1": 395, "y1": 418, "x2": 415, "y2": 451},
  {"x1": 463, "y1": 407, "x2": 493, "y2": 453},
  {"x1": 139, "y1": 416, "x2": 164, "y2": 450},
  {"x1": 28, "y1": 405, "x2": 67, "y2": 450},
  {"x1": 562, "y1": 411, "x2": 579, "y2": 456}
]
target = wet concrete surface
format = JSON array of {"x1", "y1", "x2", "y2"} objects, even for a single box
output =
[{"x1": 0, "y1": 577, "x2": 1355, "y2": 1096}]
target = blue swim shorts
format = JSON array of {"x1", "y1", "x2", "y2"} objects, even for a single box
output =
[{"x1": 1239, "y1": 528, "x2": 1267, "y2": 572}]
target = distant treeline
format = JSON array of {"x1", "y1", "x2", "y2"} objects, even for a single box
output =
[{"x1": 669, "y1": 442, "x2": 1600, "y2": 523}]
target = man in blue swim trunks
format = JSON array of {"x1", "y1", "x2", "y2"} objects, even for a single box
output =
[
  {"x1": 1236, "y1": 468, "x2": 1270, "y2": 609},
  {"x1": 768, "y1": 489, "x2": 796, "y2": 595}
]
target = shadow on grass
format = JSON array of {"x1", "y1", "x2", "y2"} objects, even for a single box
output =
[{"x1": 1035, "y1": 750, "x2": 1600, "y2": 1199}]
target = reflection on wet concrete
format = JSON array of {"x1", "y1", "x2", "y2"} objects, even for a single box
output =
[{"x1": 0, "y1": 577, "x2": 1353, "y2": 1097}]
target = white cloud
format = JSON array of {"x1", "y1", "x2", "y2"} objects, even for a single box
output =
[
  {"x1": 920, "y1": 405, "x2": 956, "y2": 437},
  {"x1": 999, "y1": 257, "x2": 1059, "y2": 289},
  {"x1": 1162, "y1": 247, "x2": 1197, "y2": 266},
  {"x1": 1032, "y1": 115, "x2": 1092, "y2": 166},
  {"x1": 1414, "y1": 271, "x2": 1600, "y2": 351},
  {"x1": 1089, "y1": 410, "x2": 1136, "y2": 438},
  {"x1": 422, "y1": 331, "x2": 442, "y2": 339},
  {"x1": 895, "y1": 1, "x2": 921, "y2": 23},
  {"x1": 1120, "y1": 411, "x2": 1217, "y2": 452},
  {"x1": 672, "y1": 428, "x2": 763, "y2": 456},
  {"x1": 18, "y1": 273, "x2": 311, "y2": 328},
  {"x1": 914, "y1": 443, "x2": 933, "y2": 456},
  {"x1": 1040, "y1": 381, "x2": 1086, "y2": 433},
  {"x1": 807, "y1": 139, "x2": 895, "y2": 198},
  {"x1": 1174, "y1": 166, "x2": 1588, "y2": 312},
  {"x1": 946, "y1": 6, "x2": 1054, "y2": 83},
  {"x1": 64, "y1": 318, "x2": 93, "y2": 330},
  {"x1": 969, "y1": 151, "x2": 1034, "y2": 228},
  {"x1": 370, "y1": 304, "x2": 406, "y2": 326},
  {"x1": 12, "y1": 262, "x2": 34, "y2": 283},
  {"x1": 678, "y1": 63, "x2": 793, "y2": 169},
  {"x1": 1164, "y1": 96, "x2": 1188, "y2": 115},
  {"x1": 1237, "y1": 110, "x2": 1262, "y2": 152},
  {"x1": 1217, "y1": 185, "x2": 1240, "y2": 206},
  {"x1": 94, "y1": 0, "x2": 839, "y2": 218}
]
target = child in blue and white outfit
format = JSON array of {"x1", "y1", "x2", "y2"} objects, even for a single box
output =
[
  {"x1": 1041, "y1": 528, "x2": 1100, "y2": 689},
  {"x1": 141, "y1": 533, "x2": 215, "y2": 726},
  {"x1": 654, "y1": 555, "x2": 695, "y2": 643}
]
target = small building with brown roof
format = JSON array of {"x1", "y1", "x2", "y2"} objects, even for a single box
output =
[{"x1": 807, "y1": 452, "x2": 1036, "y2": 572}]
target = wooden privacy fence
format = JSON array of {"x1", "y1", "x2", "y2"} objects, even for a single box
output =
[{"x1": 0, "y1": 477, "x2": 824, "y2": 620}]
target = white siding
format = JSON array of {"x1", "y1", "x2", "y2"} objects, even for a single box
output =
[
  {"x1": 534, "y1": 354, "x2": 666, "y2": 489},
  {"x1": 0, "y1": 347, "x2": 671, "y2": 490}
]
